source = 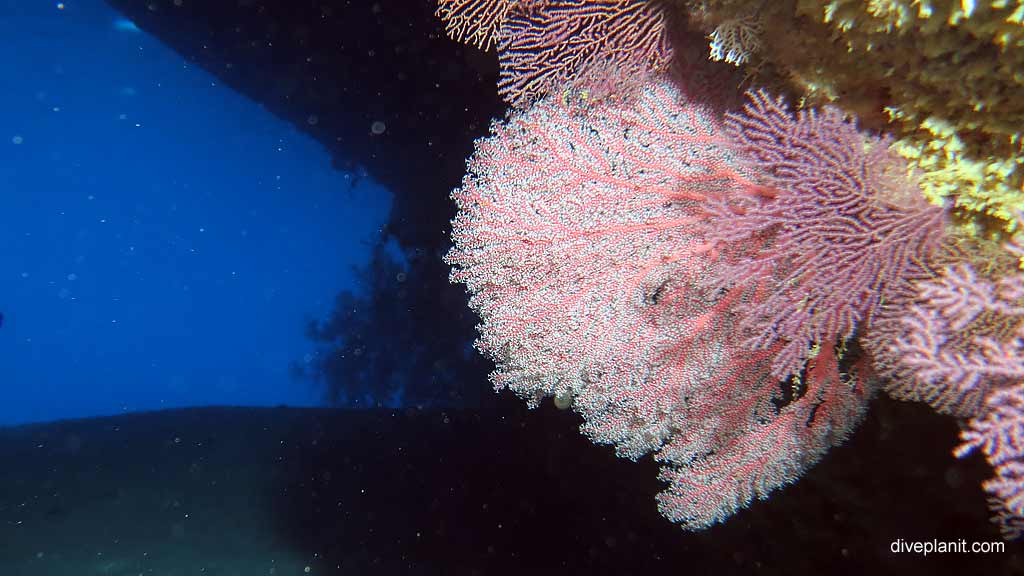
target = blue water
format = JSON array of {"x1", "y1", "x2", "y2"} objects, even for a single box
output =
[{"x1": 0, "y1": 0, "x2": 391, "y2": 426}]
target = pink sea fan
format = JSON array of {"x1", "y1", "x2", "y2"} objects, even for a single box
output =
[
  {"x1": 886, "y1": 263, "x2": 1024, "y2": 416},
  {"x1": 956, "y1": 384, "x2": 1024, "y2": 539},
  {"x1": 495, "y1": 0, "x2": 672, "y2": 106},
  {"x1": 435, "y1": 0, "x2": 547, "y2": 51},
  {"x1": 446, "y1": 77, "x2": 870, "y2": 529},
  {"x1": 872, "y1": 221, "x2": 1024, "y2": 538},
  {"x1": 707, "y1": 91, "x2": 947, "y2": 380},
  {"x1": 447, "y1": 75, "x2": 746, "y2": 420}
]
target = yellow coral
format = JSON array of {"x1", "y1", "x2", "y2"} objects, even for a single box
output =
[{"x1": 890, "y1": 111, "x2": 1024, "y2": 234}]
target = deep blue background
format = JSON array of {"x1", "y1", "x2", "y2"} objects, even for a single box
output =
[{"x1": 0, "y1": 0, "x2": 392, "y2": 425}]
